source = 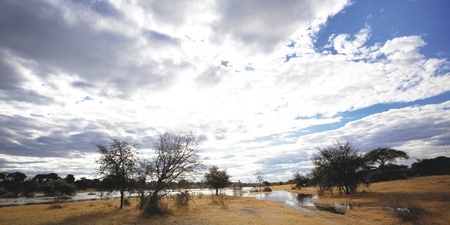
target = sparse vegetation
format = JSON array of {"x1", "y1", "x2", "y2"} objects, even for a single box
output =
[
  {"x1": 1, "y1": 138, "x2": 449, "y2": 224},
  {"x1": 2, "y1": 176, "x2": 448, "y2": 225},
  {"x1": 172, "y1": 190, "x2": 193, "y2": 207},
  {"x1": 209, "y1": 193, "x2": 229, "y2": 209}
]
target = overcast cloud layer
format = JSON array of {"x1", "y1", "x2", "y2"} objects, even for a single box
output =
[{"x1": 1, "y1": 0, "x2": 449, "y2": 182}]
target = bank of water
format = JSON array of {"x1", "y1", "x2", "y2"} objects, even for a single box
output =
[{"x1": 0, "y1": 188, "x2": 319, "y2": 213}]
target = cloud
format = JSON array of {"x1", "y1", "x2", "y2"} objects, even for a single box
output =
[
  {"x1": 297, "y1": 101, "x2": 450, "y2": 158},
  {"x1": 0, "y1": 51, "x2": 26, "y2": 90},
  {"x1": 0, "y1": 0, "x2": 182, "y2": 98},
  {"x1": 71, "y1": 0, "x2": 122, "y2": 19},
  {"x1": 331, "y1": 25, "x2": 371, "y2": 54},
  {"x1": 0, "y1": 0, "x2": 449, "y2": 181}
]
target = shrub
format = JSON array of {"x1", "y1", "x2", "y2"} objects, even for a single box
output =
[
  {"x1": 123, "y1": 198, "x2": 131, "y2": 206},
  {"x1": 143, "y1": 196, "x2": 170, "y2": 215},
  {"x1": 172, "y1": 191, "x2": 192, "y2": 207},
  {"x1": 312, "y1": 141, "x2": 369, "y2": 195},
  {"x1": 48, "y1": 203, "x2": 63, "y2": 209},
  {"x1": 263, "y1": 186, "x2": 272, "y2": 192}
]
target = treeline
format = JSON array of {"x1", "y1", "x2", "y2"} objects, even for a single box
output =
[
  {"x1": 291, "y1": 143, "x2": 450, "y2": 194},
  {"x1": 0, "y1": 172, "x2": 95, "y2": 198},
  {"x1": 0, "y1": 171, "x2": 213, "y2": 199},
  {"x1": 0, "y1": 172, "x2": 74, "y2": 198}
]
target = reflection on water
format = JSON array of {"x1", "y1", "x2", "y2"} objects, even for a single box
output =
[
  {"x1": 0, "y1": 191, "x2": 139, "y2": 207},
  {"x1": 243, "y1": 190, "x2": 318, "y2": 213},
  {"x1": 4, "y1": 188, "x2": 357, "y2": 214}
]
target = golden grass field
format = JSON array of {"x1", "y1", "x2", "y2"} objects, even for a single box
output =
[{"x1": 0, "y1": 175, "x2": 448, "y2": 224}]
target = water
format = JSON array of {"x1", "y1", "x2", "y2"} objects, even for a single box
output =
[
  {"x1": 239, "y1": 190, "x2": 318, "y2": 213},
  {"x1": 0, "y1": 192, "x2": 140, "y2": 207},
  {"x1": 3, "y1": 188, "x2": 350, "y2": 215}
]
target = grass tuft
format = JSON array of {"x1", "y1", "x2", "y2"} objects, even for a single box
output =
[
  {"x1": 48, "y1": 203, "x2": 63, "y2": 210},
  {"x1": 209, "y1": 194, "x2": 229, "y2": 209}
]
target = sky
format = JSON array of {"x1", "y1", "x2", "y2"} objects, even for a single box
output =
[{"x1": 1, "y1": 0, "x2": 449, "y2": 182}]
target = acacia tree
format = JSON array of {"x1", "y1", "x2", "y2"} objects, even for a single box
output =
[
  {"x1": 204, "y1": 166, "x2": 231, "y2": 195},
  {"x1": 143, "y1": 131, "x2": 204, "y2": 214},
  {"x1": 364, "y1": 148, "x2": 409, "y2": 168},
  {"x1": 312, "y1": 141, "x2": 369, "y2": 195},
  {"x1": 96, "y1": 139, "x2": 139, "y2": 209}
]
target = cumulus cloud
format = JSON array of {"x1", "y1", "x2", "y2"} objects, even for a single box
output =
[{"x1": 331, "y1": 25, "x2": 371, "y2": 54}]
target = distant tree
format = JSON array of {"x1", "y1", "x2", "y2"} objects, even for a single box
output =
[
  {"x1": 365, "y1": 148, "x2": 409, "y2": 168},
  {"x1": 66, "y1": 174, "x2": 75, "y2": 184},
  {"x1": 0, "y1": 172, "x2": 7, "y2": 182},
  {"x1": 53, "y1": 180, "x2": 77, "y2": 196},
  {"x1": 22, "y1": 180, "x2": 38, "y2": 195},
  {"x1": 6, "y1": 172, "x2": 27, "y2": 183},
  {"x1": 368, "y1": 164, "x2": 409, "y2": 182},
  {"x1": 32, "y1": 174, "x2": 48, "y2": 183},
  {"x1": 254, "y1": 171, "x2": 265, "y2": 192},
  {"x1": 312, "y1": 141, "x2": 369, "y2": 195},
  {"x1": 72, "y1": 178, "x2": 99, "y2": 190},
  {"x1": 177, "y1": 179, "x2": 190, "y2": 189},
  {"x1": 292, "y1": 172, "x2": 310, "y2": 188},
  {"x1": 40, "y1": 180, "x2": 77, "y2": 196},
  {"x1": 47, "y1": 173, "x2": 60, "y2": 181},
  {"x1": 1, "y1": 172, "x2": 27, "y2": 195},
  {"x1": 411, "y1": 156, "x2": 450, "y2": 176},
  {"x1": 204, "y1": 166, "x2": 231, "y2": 195},
  {"x1": 142, "y1": 131, "x2": 204, "y2": 215},
  {"x1": 232, "y1": 180, "x2": 243, "y2": 190},
  {"x1": 96, "y1": 139, "x2": 139, "y2": 209},
  {"x1": 32, "y1": 173, "x2": 60, "y2": 183}
]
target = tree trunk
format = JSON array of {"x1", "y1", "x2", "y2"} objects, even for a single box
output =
[
  {"x1": 120, "y1": 187, "x2": 124, "y2": 209},
  {"x1": 215, "y1": 188, "x2": 218, "y2": 195}
]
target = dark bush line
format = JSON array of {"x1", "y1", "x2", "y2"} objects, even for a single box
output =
[{"x1": 291, "y1": 155, "x2": 450, "y2": 191}]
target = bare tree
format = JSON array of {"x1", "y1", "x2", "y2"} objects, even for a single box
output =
[
  {"x1": 142, "y1": 131, "x2": 204, "y2": 214},
  {"x1": 96, "y1": 139, "x2": 139, "y2": 209},
  {"x1": 254, "y1": 171, "x2": 265, "y2": 192}
]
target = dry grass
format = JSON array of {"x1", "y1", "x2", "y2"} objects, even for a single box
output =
[
  {"x1": 0, "y1": 194, "x2": 346, "y2": 225},
  {"x1": 271, "y1": 175, "x2": 450, "y2": 225},
  {"x1": 1, "y1": 176, "x2": 448, "y2": 224}
]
